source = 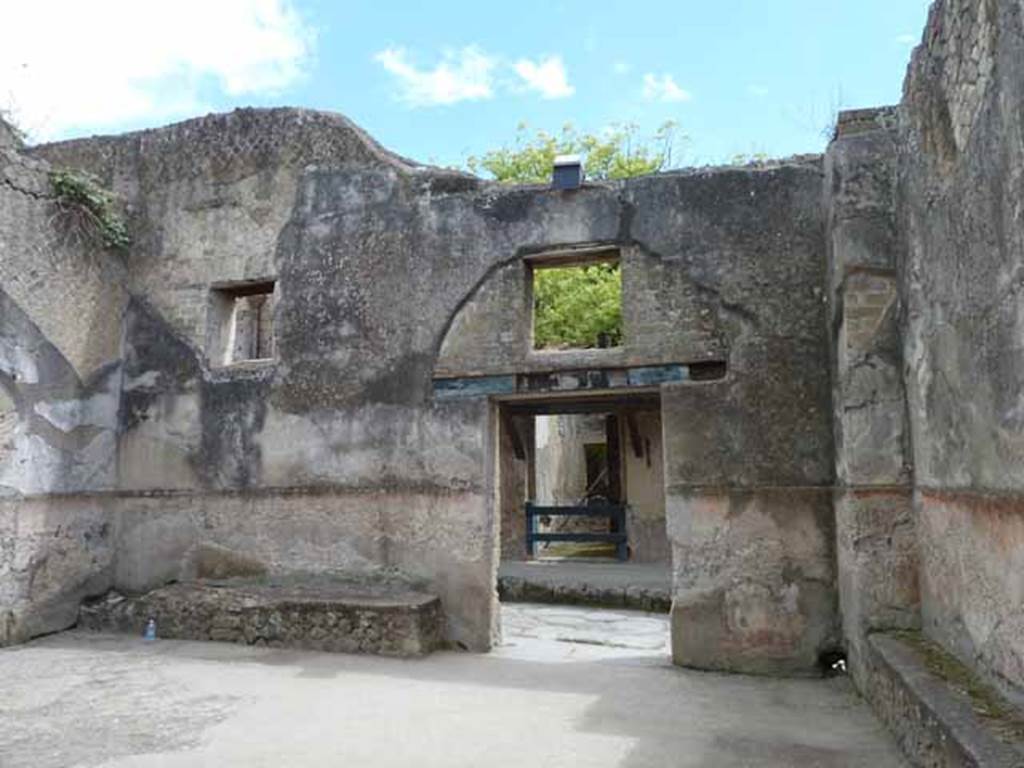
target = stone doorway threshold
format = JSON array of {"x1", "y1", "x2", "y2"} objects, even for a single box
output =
[{"x1": 498, "y1": 559, "x2": 671, "y2": 612}]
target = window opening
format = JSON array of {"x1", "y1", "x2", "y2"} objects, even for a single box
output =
[
  {"x1": 209, "y1": 281, "x2": 276, "y2": 366},
  {"x1": 531, "y1": 256, "x2": 622, "y2": 350}
]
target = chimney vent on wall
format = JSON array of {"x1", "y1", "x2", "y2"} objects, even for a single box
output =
[{"x1": 552, "y1": 154, "x2": 584, "y2": 190}]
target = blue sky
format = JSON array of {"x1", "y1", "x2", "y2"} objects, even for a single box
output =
[{"x1": 2, "y1": 1, "x2": 932, "y2": 170}]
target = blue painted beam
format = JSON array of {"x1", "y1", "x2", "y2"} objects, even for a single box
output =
[
  {"x1": 433, "y1": 375, "x2": 516, "y2": 400},
  {"x1": 627, "y1": 365, "x2": 689, "y2": 387},
  {"x1": 433, "y1": 363, "x2": 706, "y2": 400}
]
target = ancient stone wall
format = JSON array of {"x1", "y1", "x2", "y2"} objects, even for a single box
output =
[
  {"x1": 32, "y1": 110, "x2": 500, "y2": 650},
  {"x1": 5, "y1": 0, "x2": 1017, "y2": 685},
  {"x1": 640, "y1": 164, "x2": 838, "y2": 676},
  {"x1": 824, "y1": 108, "x2": 919, "y2": 691},
  {"x1": 0, "y1": 118, "x2": 125, "y2": 643},
  {"x1": 622, "y1": 411, "x2": 667, "y2": 564},
  {"x1": 25, "y1": 110, "x2": 839, "y2": 665},
  {"x1": 897, "y1": 0, "x2": 1024, "y2": 699},
  {"x1": 434, "y1": 156, "x2": 837, "y2": 673}
]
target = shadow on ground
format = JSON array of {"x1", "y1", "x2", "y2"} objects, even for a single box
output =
[{"x1": 0, "y1": 605, "x2": 906, "y2": 768}]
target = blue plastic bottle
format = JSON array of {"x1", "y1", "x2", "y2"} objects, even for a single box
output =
[{"x1": 143, "y1": 618, "x2": 157, "y2": 641}]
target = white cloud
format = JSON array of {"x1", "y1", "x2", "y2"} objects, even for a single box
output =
[
  {"x1": 895, "y1": 33, "x2": 918, "y2": 45},
  {"x1": 374, "y1": 46, "x2": 496, "y2": 107},
  {"x1": 0, "y1": 0, "x2": 315, "y2": 141},
  {"x1": 513, "y1": 56, "x2": 574, "y2": 99},
  {"x1": 641, "y1": 73, "x2": 692, "y2": 103}
]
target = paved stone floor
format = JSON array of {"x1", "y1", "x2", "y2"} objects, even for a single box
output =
[
  {"x1": 500, "y1": 602, "x2": 670, "y2": 652},
  {"x1": 0, "y1": 603, "x2": 906, "y2": 767}
]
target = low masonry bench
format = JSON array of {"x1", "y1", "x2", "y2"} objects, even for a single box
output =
[
  {"x1": 863, "y1": 632, "x2": 1024, "y2": 767},
  {"x1": 79, "y1": 578, "x2": 444, "y2": 657}
]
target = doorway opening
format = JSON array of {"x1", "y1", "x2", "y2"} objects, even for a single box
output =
[{"x1": 495, "y1": 393, "x2": 672, "y2": 613}]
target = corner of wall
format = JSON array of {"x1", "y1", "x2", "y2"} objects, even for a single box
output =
[{"x1": 825, "y1": 107, "x2": 921, "y2": 690}]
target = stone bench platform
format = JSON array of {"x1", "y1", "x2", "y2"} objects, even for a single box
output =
[
  {"x1": 863, "y1": 632, "x2": 1024, "y2": 767},
  {"x1": 79, "y1": 579, "x2": 444, "y2": 657}
]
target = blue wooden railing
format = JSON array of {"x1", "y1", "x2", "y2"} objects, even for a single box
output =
[{"x1": 525, "y1": 502, "x2": 628, "y2": 561}]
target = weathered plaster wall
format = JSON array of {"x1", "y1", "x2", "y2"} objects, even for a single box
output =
[
  {"x1": 534, "y1": 414, "x2": 602, "y2": 505},
  {"x1": 632, "y1": 164, "x2": 838, "y2": 675},
  {"x1": 17, "y1": 106, "x2": 829, "y2": 671},
  {"x1": 1, "y1": 0, "x2": 1018, "y2": 697},
  {"x1": 824, "y1": 108, "x2": 919, "y2": 690},
  {"x1": 0, "y1": 497, "x2": 113, "y2": 645},
  {"x1": 667, "y1": 488, "x2": 835, "y2": 675},
  {"x1": 498, "y1": 414, "x2": 531, "y2": 561},
  {"x1": 97, "y1": 111, "x2": 832, "y2": 665},
  {"x1": 33, "y1": 110, "x2": 502, "y2": 650},
  {"x1": 898, "y1": 0, "x2": 1024, "y2": 698},
  {"x1": 435, "y1": 242, "x2": 726, "y2": 378},
  {"x1": 623, "y1": 411, "x2": 667, "y2": 564},
  {"x1": 435, "y1": 157, "x2": 837, "y2": 671},
  {"x1": 0, "y1": 119, "x2": 124, "y2": 643}
]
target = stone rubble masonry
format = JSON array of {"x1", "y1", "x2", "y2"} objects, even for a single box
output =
[
  {"x1": 497, "y1": 568, "x2": 671, "y2": 613},
  {"x1": 79, "y1": 580, "x2": 444, "y2": 657},
  {"x1": 861, "y1": 632, "x2": 1024, "y2": 766}
]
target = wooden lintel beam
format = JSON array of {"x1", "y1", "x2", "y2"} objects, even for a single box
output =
[{"x1": 503, "y1": 396, "x2": 660, "y2": 417}]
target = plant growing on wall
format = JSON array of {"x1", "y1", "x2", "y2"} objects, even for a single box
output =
[{"x1": 49, "y1": 169, "x2": 130, "y2": 251}]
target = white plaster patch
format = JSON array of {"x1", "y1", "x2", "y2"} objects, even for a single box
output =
[
  {"x1": 782, "y1": 582, "x2": 800, "y2": 614},
  {"x1": 33, "y1": 390, "x2": 118, "y2": 433},
  {"x1": 0, "y1": 431, "x2": 62, "y2": 495}
]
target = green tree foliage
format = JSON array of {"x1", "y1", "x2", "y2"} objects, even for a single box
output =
[
  {"x1": 533, "y1": 263, "x2": 622, "y2": 350},
  {"x1": 729, "y1": 151, "x2": 770, "y2": 166},
  {"x1": 467, "y1": 121, "x2": 683, "y2": 184}
]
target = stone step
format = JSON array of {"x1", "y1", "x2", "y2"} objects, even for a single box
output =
[
  {"x1": 863, "y1": 632, "x2": 1024, "y2": 767},
  {"x1": 498, "y1": 561, "x2": 671, "y2": 613},
  {"x1": 79, "y1": 580, "x2": 444, "y2": 657}
]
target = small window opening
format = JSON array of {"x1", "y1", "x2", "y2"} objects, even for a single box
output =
[
  {"x1": 531, "y1": 255, "x2": 622, "y2": 350},
  {"x1": 209, "y1": 281, "x2": 276, "y2": 366}
]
